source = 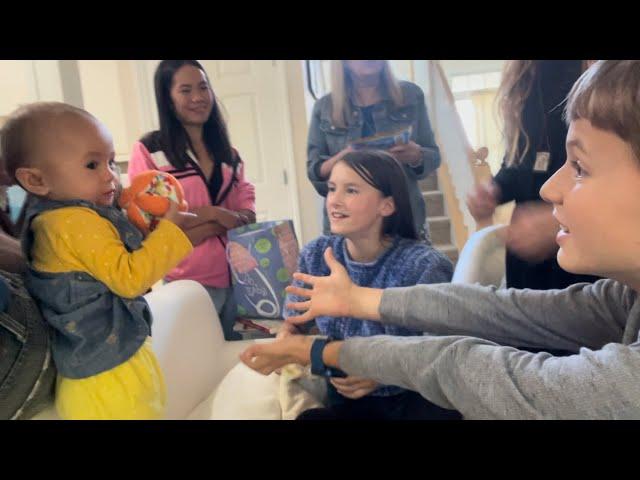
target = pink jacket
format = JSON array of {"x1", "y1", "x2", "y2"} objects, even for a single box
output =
[{"x1": 128, "y1": 138, "x2": 256, "y2": 288}]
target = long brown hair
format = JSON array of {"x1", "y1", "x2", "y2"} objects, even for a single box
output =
[
  {"x1": 497, "y1": 60, "x2": 592, "y2": 166},
  {"x1": 496, "y1": 61, "x2": 538, "y2": 166}
]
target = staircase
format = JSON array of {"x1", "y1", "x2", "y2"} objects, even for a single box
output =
[{"x1": 421, "y1": 173, "x2": 459, "y2": 265}]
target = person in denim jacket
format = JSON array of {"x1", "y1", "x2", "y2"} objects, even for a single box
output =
[{"x1": 307, "y1": 61, "x2": 441, "y2": 241}]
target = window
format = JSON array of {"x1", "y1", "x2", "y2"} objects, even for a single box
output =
[{"x1": 450, "y1": 71, "x2": 504, "y2": 173}]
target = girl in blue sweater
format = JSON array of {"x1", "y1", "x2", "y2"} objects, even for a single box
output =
[{"x1": 281, "y1": 149, "x2": 458, "y2": 419}]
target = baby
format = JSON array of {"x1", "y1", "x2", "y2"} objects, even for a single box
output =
[{"x1": 0, "y1": 102, "x2": 194, "y2": 419}]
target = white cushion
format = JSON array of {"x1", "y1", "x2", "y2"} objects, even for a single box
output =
[
  {"x1": 279, "y1": 364, "x2": 326, "y2": 420},
  {"x1": 191, "y1": 362, "x2": 282, "y2": 420},
  {"x1": 145, "y1": 280, "x2": 255, "y2": 419}
]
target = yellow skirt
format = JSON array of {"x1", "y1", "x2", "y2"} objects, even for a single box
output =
[{"x1": 55, "y1": 339, "x2": 167, "y2": 420}]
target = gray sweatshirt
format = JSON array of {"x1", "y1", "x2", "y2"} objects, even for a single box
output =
[{"x1": 338, "y1": 279, "x2": 640, "y2": 419}]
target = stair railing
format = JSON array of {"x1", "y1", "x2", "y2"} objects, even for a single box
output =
[{"x1": 420, "y1": 60, "x2": 494, "y2": 233}]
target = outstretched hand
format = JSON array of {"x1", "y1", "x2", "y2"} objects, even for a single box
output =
[
  {"x1": 240, "y1": 335, "x2": 313, "y2": 376},
  {"x1": 285, "y1": 247, "x2": 354, "y2": 324}
]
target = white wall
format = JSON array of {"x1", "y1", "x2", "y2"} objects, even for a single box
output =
[
  {"x1": 389, "y1": 60, "x2": 413, "y2": 81},
  {"x1": 0, "y1": 60, "x2": 83, "y2": 218},
  {"x1": 0, "y1": 61, "x2": 36, "y2": 115},
  {"x1": 0, "y1": 60, "x2": 81, "y2": 116},
  {"x1": 440, "y1": 61, "x2": 506, "y2": 175},
  {"x1": 439, "y1": 60, "x2": 505, "y2": 78},
  {"x1": 287, "y1": 61, "x2": 322, "y2": 244},
  {"x1": 76, "y1": 61, "x2": 146, "y2": 170}
]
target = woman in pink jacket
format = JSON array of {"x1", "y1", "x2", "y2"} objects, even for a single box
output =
[{"x1": 129, "y1": 60, "x2": 256, "y2": 340}]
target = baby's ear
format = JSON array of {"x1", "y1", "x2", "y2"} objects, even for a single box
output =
[{"x1": 15, "y1": 167, "x2": 50, "y2": 196}]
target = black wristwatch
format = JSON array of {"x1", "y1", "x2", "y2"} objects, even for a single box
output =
[{"x1": 310, "y1": 336, "x2": 347, "y2": 378}]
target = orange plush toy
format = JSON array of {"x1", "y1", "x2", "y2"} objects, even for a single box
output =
[{"x1": 119, "y1": 170, "x2": 189, "y2": 234}]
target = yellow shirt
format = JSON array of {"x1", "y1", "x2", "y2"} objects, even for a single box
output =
[{"x1": 30, "y1": 206, "x2": 193, "y2": 298}]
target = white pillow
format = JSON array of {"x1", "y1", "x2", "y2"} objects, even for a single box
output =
[{"x1": 191, "y1": 362, "x2": 282, "y2": 420}]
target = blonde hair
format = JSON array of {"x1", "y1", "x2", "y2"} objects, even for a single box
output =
[
  {"x1": 329, "y1": 61, "x2": 404, "y2": 128},
  {"x1": 0, "y1": 102, "x2": 93, "y2": 182},
  {"x1": 565, "y1": 60, "x2": 640, "y2": 162}
]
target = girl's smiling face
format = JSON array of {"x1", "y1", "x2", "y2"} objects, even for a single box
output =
[{"x1": 326, "y1": 161, "x2": 394, "y2": 240}]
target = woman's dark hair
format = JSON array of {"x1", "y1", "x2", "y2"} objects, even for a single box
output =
[
  {"x1": 150, "y1": 60, "x2": 239, "y2": 177},
  {"x1": 335, "y1": 150, "x2": 419, "y2": 240}
]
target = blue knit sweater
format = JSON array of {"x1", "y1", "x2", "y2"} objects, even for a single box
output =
[{"x1": 284, "y1": 234, "x2": 453, "y2": 396}]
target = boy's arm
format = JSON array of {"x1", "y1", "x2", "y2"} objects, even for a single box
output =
[
  {"x1": 379, "y1": 280, "x2": 630, "y2": 352},
  {"x1": 338, "y1": 334, "x2": 640, "y2": 419},
  {"x1": 284, "y1": 248, "x2": 626, "y2": 352}
]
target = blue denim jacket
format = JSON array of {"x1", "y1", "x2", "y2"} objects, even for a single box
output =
[
  {"x1": 21, "y1": 197, "x2": 152, "y2": 379},
  {"x1": 306, "y1": 81, "x2": 441, "y2": 240}
]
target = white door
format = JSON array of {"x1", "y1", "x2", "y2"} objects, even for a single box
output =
[{"x1": 137, "y1": 60, "x2": 300, "y2": 231}]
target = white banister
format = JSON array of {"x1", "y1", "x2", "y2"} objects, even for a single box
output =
[{"x1": 415, "y1": 60, "x2": 493, "y2": 233}]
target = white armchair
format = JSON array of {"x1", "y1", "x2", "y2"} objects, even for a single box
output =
[
  {"x1": 145, "y1": 280, "x2": 256, "y2": 419},
  {"x1": 452, "y1": 224, "x2": 507, "y2": 288}
]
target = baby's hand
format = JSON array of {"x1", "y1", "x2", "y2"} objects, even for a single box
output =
[{"x1": 162, "y1": 200, "x2": 197, "y2": 230}]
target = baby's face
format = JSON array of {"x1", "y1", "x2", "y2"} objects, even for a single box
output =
[{"x1": 35, "y1": 114, "x2": 120, "y2": 207}]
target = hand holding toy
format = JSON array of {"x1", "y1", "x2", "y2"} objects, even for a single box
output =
[{"x1": 119, "y1": 170, "x2": 189, "y2": 234}]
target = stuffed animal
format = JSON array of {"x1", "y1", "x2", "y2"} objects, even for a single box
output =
[{"x1": 119, "y1": 170, "x2": 188, "y2": 234}]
